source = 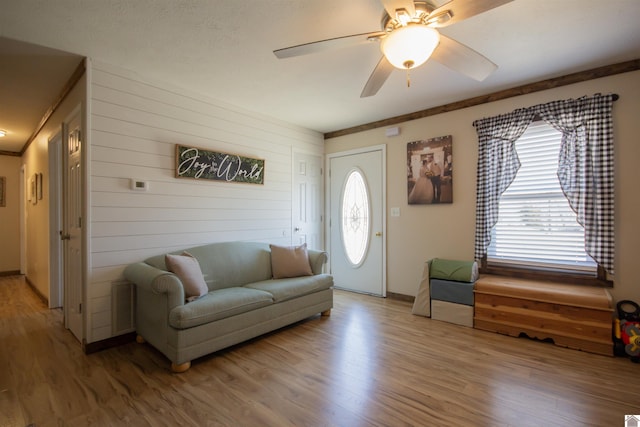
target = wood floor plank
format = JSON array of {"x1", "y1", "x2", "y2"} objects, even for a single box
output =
[{"x1": 1, "y1": 275, "x2": 639, "y2": 426}]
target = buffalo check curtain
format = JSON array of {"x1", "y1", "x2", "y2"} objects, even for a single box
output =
[{"x1": 473, "y1": 93, "x2": 615, "y2": 274}]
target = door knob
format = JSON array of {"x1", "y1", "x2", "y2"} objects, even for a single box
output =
[
  {"x1": 60, "y1": 231, "x2": 71, "y2": 240},
  {"x1": 375, "y1": 232, "x2": 382, "y2": 237},
  {"x1": 294, "y1": 227, "x2": 300, "y2": 232}
]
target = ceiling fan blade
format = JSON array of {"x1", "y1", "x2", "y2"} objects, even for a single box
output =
[
  {"x1": 430, "y1": 34, "x2": 497, "y2": 81},
  {"x1": 274, "y1": 31, "x2": 385, "y2": 59},
  {"x1": 428, "y1": 0, "x2": 512, "y2": 27},
  {"x1": 380, "y1": 0, "x2": 416, "y2": 20},
  {"x1": 360, "y1": 55, "x2": 395, "y2": 98}
]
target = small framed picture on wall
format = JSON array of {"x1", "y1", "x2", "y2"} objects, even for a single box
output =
[
  {"x1": 0, "y1": 176, "x2": 5, "y2": 207},
  {"x1": 37, "y1": 173, "x2": 43, "y2": 200},
  {"x1": 30, "y1": 174, "x2": 37, "y2": 205}
]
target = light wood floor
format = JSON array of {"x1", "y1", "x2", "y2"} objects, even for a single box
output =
[{"x1": 1, "y1": 275, "x2": 639, "y2": 426}]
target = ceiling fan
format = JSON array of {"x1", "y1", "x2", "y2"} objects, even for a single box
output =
[{"x1": 274, "y1": 0, "x2": 512, "y2": 97}]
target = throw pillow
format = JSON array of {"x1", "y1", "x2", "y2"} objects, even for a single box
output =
[
  {"x1": 165, "y1": 252, "x2": 208, "y2": 302},
  {"x1": 270, "y1": 243, "x2": 313, "y2": 279}
]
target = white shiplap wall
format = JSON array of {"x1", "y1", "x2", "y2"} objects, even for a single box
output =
[{"x1": 87, "y1": 60, "x2": 324, "y2": 343}]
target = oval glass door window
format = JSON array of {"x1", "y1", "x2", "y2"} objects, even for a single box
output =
[{"x1": 341, "y1": 169, "x2": 370, "y2": 266}]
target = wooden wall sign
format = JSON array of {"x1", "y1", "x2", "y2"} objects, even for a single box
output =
[{"x1": 175, "y1": 144, "x2": 264, "y2": 185}]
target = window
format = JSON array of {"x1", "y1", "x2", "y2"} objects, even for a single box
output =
[
  {"x1": 473, "y1": 94, "x2": 615, "y2": 282},
  {"x1": 487, "y1": 121, "x2": 597, "y2": 274},
  {"x1": 341, "y1": 169, "x2": 370, "y2": 266}
]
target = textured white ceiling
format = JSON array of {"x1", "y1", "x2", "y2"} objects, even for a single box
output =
[{"x1": 1, "y1": 0, "x2": 640, "y2": 153}]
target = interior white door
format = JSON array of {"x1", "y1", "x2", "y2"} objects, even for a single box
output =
[
  {"x1": 48, "y1": 131, "x2": 63, "y2": 308},
  {"x1": 63, "y1": 111, "x2": 83, "y2": 342},
  {"x1": 329, "y1": 147, "x2": 385, "y2": 296},
  {"x1": 293, "y1": 152, "x2": 323, "y2": 250}
]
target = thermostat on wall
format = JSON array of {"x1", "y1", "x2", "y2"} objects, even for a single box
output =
[{"x1": 130, "y1": 179, "x2": 149, "y2": 191}]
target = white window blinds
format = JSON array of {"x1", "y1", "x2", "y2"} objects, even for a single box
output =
[{"x1": 487, "y1": 121, "x2": 597, "y2": 273}]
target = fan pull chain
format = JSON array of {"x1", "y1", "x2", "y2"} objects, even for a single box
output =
[{"x1": 402, "y1": 60, "x2": 414, "y2": 88}]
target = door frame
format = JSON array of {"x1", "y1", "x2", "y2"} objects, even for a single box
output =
[
  {"x1": 325, "y1": 145, "x2": 387, "y2": 296},
  {"x1": 292, "y1": 150, "x2": 324, "y2": 250},
  {"x1": 20, "y1": 165, "x2": 26, "y2": 275}
]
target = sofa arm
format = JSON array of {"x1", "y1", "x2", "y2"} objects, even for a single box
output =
[
  {"x1": 307, "y1": 250, "x2": 328, "y2": 275},
  {"x1": 124, "y1": 262, "x2": 185, "y2": 310}
]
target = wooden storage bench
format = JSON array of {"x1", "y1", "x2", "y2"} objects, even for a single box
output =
[{"x1": 474, "y1": 275, "x2": 613, "y2": 356}]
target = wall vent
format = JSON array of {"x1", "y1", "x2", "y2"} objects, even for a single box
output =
[{"x1": 112, "y1": 281, "x2": 135, "y2": 335}]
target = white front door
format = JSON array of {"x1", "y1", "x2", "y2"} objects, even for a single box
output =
[
  {"x1": 63, "y1": 110, "x2": 83, "y2": 342},
  {"x1": 293, "y1": 152, "x2": 323, "y2": 250},
  {"x1": 328, "y1": 147, "x2": 385, "y2": 296}
]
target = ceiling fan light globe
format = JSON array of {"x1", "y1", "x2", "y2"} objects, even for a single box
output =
[{"x1": 381, "y1": 24, "x2": 440, "y2": 70}]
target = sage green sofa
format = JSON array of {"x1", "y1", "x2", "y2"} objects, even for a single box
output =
[{"x1": 123, "y1": 241, "x2": 333, "y2": 372}]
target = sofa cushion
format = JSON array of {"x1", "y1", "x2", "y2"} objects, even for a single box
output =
[
  {"x1": 165, "y1": 252, "x2": 208, "y2": 301},
  {"x1": 245, "y1": 274, "x2": 333, "y2": 303},
  {"x1": 270, "y1": 243, "x2": 313, "y2": 279},
  {"x1": 146, "y1": 241, "x2": 273, "y2": 289},
  {"x1": 169, "y1": 287, "x2": 274, "y2": 329}
]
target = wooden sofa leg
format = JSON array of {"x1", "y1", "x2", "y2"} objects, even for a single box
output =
[
  {"x1": 136, "y1": 335, "x2": 146, "y2": 344},
  {"x1": 321, "y1": 309, "x2": 331, "y2": 316},
  {"x1": 171, "y1": 361, "x2": 191, "y2": 373}
]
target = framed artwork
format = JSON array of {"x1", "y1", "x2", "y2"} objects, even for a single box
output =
[
  {"x1": 407, "y1": 135, "x2": 453, "y2": 205},
  {"x1": 0, "y1": 176, "x2": 5, "y2": 207},
  {"x1": 37, "y1": 173, "x2": 43, "y2": 200},
  {"x1": 30, "y1": 175, "x2": 37, "y2": 205}
]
